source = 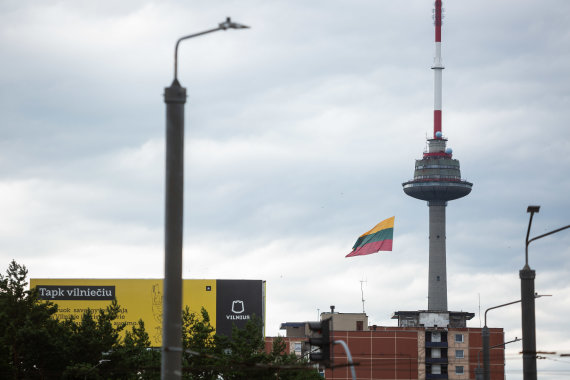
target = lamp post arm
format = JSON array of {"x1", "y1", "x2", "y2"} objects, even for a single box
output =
[
  {"x1": 525, "y1": 212, "x2": 536, "y2": 267},
  {"x1": 491, "y1": 337, "x2": 521, "y2": 349},
  {"x1": 484, "y1": 295, "x2": 549, "y2": 327},
  {"x1": 173, "y1": 17, "x2": 249, "y2": 81},
  {"x1": 478, "y1": 337, "x2": 520, "y2": 366},
  {"x1": 484, "y1": 300, "x2": 521, "y2": 327},
  {"x1": 528, "y1": 225, "x2": 570, "y2": 247},
  {"x1": 174, "y1": 27, "x2": 222, "y2": 81}
]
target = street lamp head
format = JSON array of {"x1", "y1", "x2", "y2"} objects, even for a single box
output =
[
  {"x1": 219, "y1": 17, "x2": 250, "y2": 30},
  {"x1": 534, "y1": 293, "x2": 552, "y2": 298},
  {"x1": 527, "y1": 205, "x2": 540, "y2": 213}
]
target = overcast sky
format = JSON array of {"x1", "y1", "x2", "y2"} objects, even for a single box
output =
[{"x1": 1, "y1": 0, "x2": 569, "y2": 378}]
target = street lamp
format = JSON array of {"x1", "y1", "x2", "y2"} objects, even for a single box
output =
[
  {"x1": 479, "y1": 297, "x2": 546, "y2": 380},
  {"x1": 480, "y1": 300, "x2": 521, "y2": 380},
  {"x1": 162, "y1": 17, "x2": 249, "y2": 380},
  {"x1": 521, "y1": 205, "x2": 569, "y2": 380}
]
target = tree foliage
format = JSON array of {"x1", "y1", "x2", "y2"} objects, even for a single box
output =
[
  {"x1": 0, "y1": 261, "x2": 320, "y2": 379},
  {"x1": 0, "y1": 260, "x2": 65, "y2": 378}
]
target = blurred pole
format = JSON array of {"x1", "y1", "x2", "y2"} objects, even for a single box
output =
[
  {"x1": 521, "y1": 206, "x2": 539, "y2": 380},
  {"x1": 520, "y1": 267, "x2": 536, "y2": 380},
  {"x1": 482, "y1": 326, "x2": 490, "y2": 380},
  {"x1": 162, "y1": 79, "x2": 186, "y2": 379},
  {"x1": 475, "y1": 367, "x2": 484, "y2": 380}
]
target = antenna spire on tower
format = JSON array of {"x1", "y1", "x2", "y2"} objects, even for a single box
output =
[{"x1": 432, "y1": 0, "x2": 444, "y2": 139}]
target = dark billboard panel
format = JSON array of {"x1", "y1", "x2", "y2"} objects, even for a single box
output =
[{"x1": 216, "y1": 279, "x2": 266, "y2": 338}]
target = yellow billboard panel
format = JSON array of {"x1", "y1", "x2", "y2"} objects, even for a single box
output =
[{"x1": 30, "y1": 279, "x2": 221, "y2": 346}]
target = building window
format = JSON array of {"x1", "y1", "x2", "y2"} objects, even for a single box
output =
[
  {"x1": 455, "y1": 333, "x2": 464, "y2": 343},
  {"x1": 293, "y1": 342, "x2": 302, "y2": 353},
  {"x1": 456, "y1": 349, "x2": 464, "y2": 358},
  {"x1": 455, "y1": 365, "x2": 464, "y2": 374},
  {"x1": 431, "y1": 364, "x2": 441, "y2": 375},
  {"x1": 356, "y1": 321, "x2": 364, "y2": 331}
]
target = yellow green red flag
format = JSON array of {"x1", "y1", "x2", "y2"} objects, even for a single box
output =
[{"x1": 346, "y1": 216, "x2": 394, "y2": 257}]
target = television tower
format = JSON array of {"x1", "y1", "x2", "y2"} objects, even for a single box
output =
[{"x1": 402, "y1": 0, "x2": 472, "y2": 312}]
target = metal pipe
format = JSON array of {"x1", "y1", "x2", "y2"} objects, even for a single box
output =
[{"x1": 333, "y1": 340, "x2": 356, "y2": 380}]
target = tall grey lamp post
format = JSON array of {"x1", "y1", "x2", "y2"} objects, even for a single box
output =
[
  {"x1": 162, "y1": 17, "x2": 249, "y2": 380},
  {"x1": 521, "y1": 206, "x2": 569, "y2": 380},
  {"x1": 481, "y1": 300, "x2": 521, "y2": 380}
]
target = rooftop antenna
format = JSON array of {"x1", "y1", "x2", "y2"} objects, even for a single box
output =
[
  {"x1": 360, "y1": 279, "x2": 367, "y2": 313},
  {"x1": 478, "y1": 293, "x2": 482, "y2": 327}
]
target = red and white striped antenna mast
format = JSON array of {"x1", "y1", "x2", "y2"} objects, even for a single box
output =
[{"x1": 432, "y1": 0, "x2": 444, "y2": 139}]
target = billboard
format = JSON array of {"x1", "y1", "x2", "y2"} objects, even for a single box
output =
[{"x1": 30, "y1": 279, "x2": 265, "y2": 346}]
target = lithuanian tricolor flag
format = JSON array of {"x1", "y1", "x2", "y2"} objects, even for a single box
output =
[{"x1": 346, "y1": 216, "x2": 394, "y2": 257}]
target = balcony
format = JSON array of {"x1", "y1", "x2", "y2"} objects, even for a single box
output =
[
  {"x1": 426, "y1": 374, "x2": 448, "y2": 380},
  {"x1": 426, "y1": 357, "x2": 448, "y2": 364},
  {"x1": 425, "y1": 341, "x2": 448, "y2": 348}
]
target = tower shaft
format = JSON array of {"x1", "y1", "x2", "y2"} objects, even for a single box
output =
[{"x1": 428, "y1": 202, "x2": 447, "y2": 311}]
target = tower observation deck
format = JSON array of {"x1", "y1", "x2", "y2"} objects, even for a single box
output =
[
  {"x1": 403, "y1": 137, "x2": 472, "y2": 203},
  {"x1": 402, "y1": 0, "x2": 472, "y2": 312}
]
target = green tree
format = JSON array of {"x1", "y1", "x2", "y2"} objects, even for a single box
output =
[
  {"x1": 267, "y1": 337, "x2": 322, "y2": 380},
  {"x1": 179, "y1": 310, "x2": 321, "y2": 379},
  {"x1": 219, "y1": 316, "x2": 268, "y2": 379},
  {"x1": 61, "y1": 362, "x2": 104, "y2": 380},
  {"x1": 107, "y1": 320, "x2": 160, "y2": 379},
  {"x1": 181, "y1": 307, "x2": 222, "y2": 379},
  {"x1": 0, "y1": 260, "x2": 134, "y2": 379},
  {"x1": 218, "y1": 320, "x2": 322, "y2": 380},
  {"x1": 61, "y1": 300, "x2": 126, "y2": 377},
  {"x1": 0, "y1": 260, "x2": 68, "y2": 379}
]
